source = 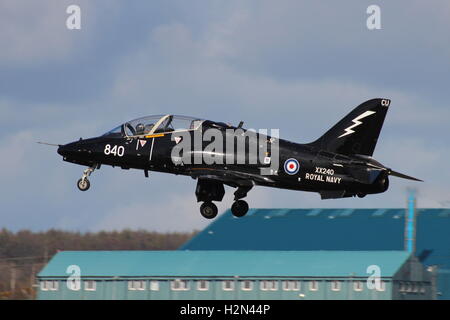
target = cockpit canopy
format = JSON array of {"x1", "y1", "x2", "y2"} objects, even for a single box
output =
[{"x1": 103, "y1": 115, "x2": 204, "y2": 138}]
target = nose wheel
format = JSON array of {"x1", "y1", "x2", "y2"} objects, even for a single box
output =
[
  {"x1": 77, "y1": 165, "x2": 97, "y2": 192},
  {"x1": 77, "y1": 178, "x2": 91, "y2": 191},
  {"x1": 200, "y1": 202, "x2": 218, "y2": 219}
]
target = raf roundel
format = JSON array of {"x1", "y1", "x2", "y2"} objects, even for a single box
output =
[{"x1": 284, "y1": 158, "x2": 300, "y2": 175}]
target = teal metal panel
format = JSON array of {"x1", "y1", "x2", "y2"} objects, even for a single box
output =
[
  {"x1": 126, "y1": 285, "x2": 149, "y2": 300},
  {"x1": 102, "y1": 281, "x2": 117, "y2": 300},
  {"x1": 192, "y1": 285, "x2": 213, "y2": 299},
  {"x1": 181, "y1": 208, "x2": 407, "y2": 251},
  {"x1": 148, "y1": 280, "x2": 170, "y2": 300},
  {"x1": 81, "y1": 280, "x2": 103, "y2": 300},
  {"x1": 38, "y1": 250, "x2": 410, "y2": 278},
  {"x1": 62, "y1": 281, "x2": 82, "y2": 300},
  {"x1": 213, "y1": 280, "x2": 236, "y2": 300},
  {"x1": 37, "y1": 277, "x2": 398, "y2": 300},
  {"x1": 180, "y1": 208, "x2": 450, "y2": 255},
  {"x1": 190, "y1": 279, "x2": 219, "y2": 299},
  {"x1": 37, "y1": 290, "x2": 55, "y2": 300},
  {"x1": 437, "y1": 270, "x2": 450, "y2": 299},
  {"x1": 257, "y1": 280, "x2": 282, "y2": 300},
  {"x1": 280, "y1": 288, "x2": 300, "y2": 300},
  {"x1": 37, "y1": 250, "x2": 413, "y2": 300},
  {"x1": 160, "y1": 281, "x2": 172, "y2": 299},
  {"x1": 110, "y1": 281, "x2": 127, "y2": 300},
  {"x1": 235, "y1": 280, "x2": 258, "y2": 300},
  {"x1": 168, "y1": 280, "x2": 195, "y2": 300},
  {"x1": 306, "y1": 209, "x2": 322, "y2": 216},
  {"x1": 303, "y1": 279, "x2": 325, "y2": 300}
]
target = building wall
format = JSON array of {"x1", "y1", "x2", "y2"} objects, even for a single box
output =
[
  {"x1": 38, "y1": 277, "x2": 396, "y2": 300},
  {"x1": 392, "y1": 257, "x2": 434, "y2": 300},
  {"x1": 437, "y1": 270, "x2": 450, "y2": 300},
  {"x1": 39, "y1": 276, "x2": 439, "y2": 300},
  {"x1": 36, "y1": 250, "x2": 434, "y2": 300}
]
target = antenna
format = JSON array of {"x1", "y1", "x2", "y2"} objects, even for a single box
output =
[{"x1": 37, "y1": 142, "x2": 61, "y2": 147}]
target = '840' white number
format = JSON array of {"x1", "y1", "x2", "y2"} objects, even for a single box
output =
[{"x1": 104, "y1": 144, "x2": 125, "y2": 157}]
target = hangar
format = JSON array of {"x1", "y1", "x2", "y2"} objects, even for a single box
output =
[
  {"x1": 36, "y1": 202, "x2": 448, "y2": 300},
  {"x1": 181, "y1": 208, "x2": 450, "y2": 299},
  {"x1": 37, "y1": 250, "x2": 432, "y2": 300}
]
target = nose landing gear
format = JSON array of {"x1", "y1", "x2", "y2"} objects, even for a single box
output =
[{"x1": 77, "y1": 165, "x2": 99, "y2": 191}]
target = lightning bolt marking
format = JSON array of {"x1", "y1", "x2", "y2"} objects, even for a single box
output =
[{"x1": 338, "y1": 111, "x2": 376, "y2": 138}]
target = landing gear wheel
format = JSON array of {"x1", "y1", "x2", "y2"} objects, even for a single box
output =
[
  {"x1": 200, "y1": 202, "x2": 218, "y2": 219},
  {"x1": 77, "y1": 165, "x2": 97, "y2": 192},
  {"x1": 77, "y1": 178, "x2": 90, "y2": 191},
  {"x1": 231, "y1": 200, "x2": 249, "y2": 217},
  {"x1": 357, "y1": 193, "x2": 366, "y2": 198}
]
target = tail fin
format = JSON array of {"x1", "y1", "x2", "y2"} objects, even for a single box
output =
[{"x1": 308, "y1": 98, "x2": 391, "y2": 156}]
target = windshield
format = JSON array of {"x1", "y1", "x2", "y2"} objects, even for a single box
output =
[
  {"x1": 102, "y1": 125, "x2": 123, "y2": 137},
  {"x1": 102, "y1": 115, "x2": 204, "y2": 137}
]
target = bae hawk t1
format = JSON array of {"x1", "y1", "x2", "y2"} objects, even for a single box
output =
[{"x1": 44, "y1": 98, "x2": 421, "y2": 219}]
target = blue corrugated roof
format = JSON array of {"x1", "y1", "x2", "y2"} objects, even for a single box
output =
[
  {"x1": 181, "y1": 208, "x2": 408, "y2": 251},
  {"x1": 181, "y1": 209, "x2": 450, "y2": 265},
  {"x1": 38, "y1": 250, "x2": 410, "y2": 278}
]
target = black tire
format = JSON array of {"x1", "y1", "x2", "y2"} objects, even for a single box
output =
[
  {"x1": 200, "y1": 202, "x2": 218, "y2": 219},
  {"x1": 231, "y1": 200, "x2": 249, "y2": 217},
  {"x1": 77, "y1": 178, "x2": 90, "y2": 191}
]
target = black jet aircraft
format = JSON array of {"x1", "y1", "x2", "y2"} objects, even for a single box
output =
[{"x1": 50, "y1": 98, "x2": 421, "y2": 219}]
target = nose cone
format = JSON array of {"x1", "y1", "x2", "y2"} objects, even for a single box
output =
[
  {"x1": 57, "y1": 145, "x2": 67, "y2": 157},
  {"x1": 58, "y1": 139, "x2": 98, "y2": 166},
  {"x1": 57, "y1": 142, "x2": 78, "y2": 158}
]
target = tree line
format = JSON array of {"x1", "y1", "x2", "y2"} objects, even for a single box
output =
[{"x1": 0, "y1": 228, "x2": 196, "y2": 299}]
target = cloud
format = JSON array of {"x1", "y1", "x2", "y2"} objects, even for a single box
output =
[
  {"x1": 1, "y1": 1, "x2": 449, "y2": 232},
  {"x1": 0, "y1": 130, "x2": 34, "y2": 179},
  {"x1": 92, "y1": 191, "x2": 207, "y2": 232},
  {"x1": 0, "y1": 1, "x2": 85, "y2": 65},
  {"x1": 91, "y1": 176, "x2": 275, "y2": 232},
  {"x1": 196, "y1": 1, "x2": 450, "y2": 99}
]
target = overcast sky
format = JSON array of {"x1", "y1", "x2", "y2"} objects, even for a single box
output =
[{"x1": 1, "y1": 1, "x2": 449, "y2": 232}]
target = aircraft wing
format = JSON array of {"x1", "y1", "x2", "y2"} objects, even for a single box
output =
[{"x1": 187, "y1": 168, "x2": 275, "y2": 188}]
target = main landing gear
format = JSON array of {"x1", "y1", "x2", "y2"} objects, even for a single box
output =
[
  {"x1": 231, "y1": 186, "x2": 252, "y2": 217},
  {"x1": 195, "y1": 179, "x2": 252, "y2": 219},
  {"x1": 200, "y1": 202, "x2": 218, "y2": 219},
  {"x1": 195, "y1": 179, "x2": 224, "y2": 219},
  {"x1": 231, "y1": 200, "x2": 249, "y2": 217},
  {"x1": 77, "y1": 164, "x2": 99, "y2": 191}
]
